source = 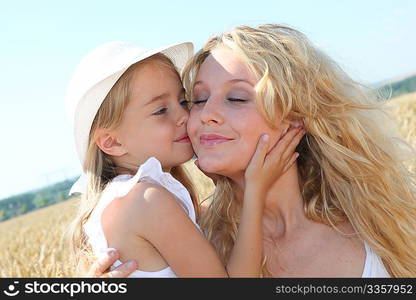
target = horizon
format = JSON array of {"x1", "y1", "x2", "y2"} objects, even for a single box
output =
[{"x1": 1, "y1": 0, "x2": 415, "y2": 200}]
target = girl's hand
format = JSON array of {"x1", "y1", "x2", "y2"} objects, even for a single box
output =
[
  {"x1": 245, "y1": 127, "x2": 306, "y2": 191},
  {"x1": 86, "y1": 249, "x2": 138, "y2": 278}
]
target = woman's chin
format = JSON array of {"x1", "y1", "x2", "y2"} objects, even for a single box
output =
[
  {"x1": 198, "y1": 157, "x2": 243, "y2": 178},
  {"x1": 197, "y1": 157, "x2": 224, "y2": 174}
]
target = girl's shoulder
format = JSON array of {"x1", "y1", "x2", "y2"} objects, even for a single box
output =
[
  {"x1": 102, "y1": 181, "x2": 182, "y2": 236},
  {"x1": 130, "y1": 181, "x2": 178, "y2": 208},
  {"x1": 109, "y1": 180, "x2": 178, "y2": 217}
]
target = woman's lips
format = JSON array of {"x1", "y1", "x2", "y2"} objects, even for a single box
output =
[{"x1": 200, "y1": 134, "x2": 233, "y2": 146}]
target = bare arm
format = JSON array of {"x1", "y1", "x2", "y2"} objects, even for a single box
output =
[
  {"x1": 84, "y1": 184, "x2": 228, "y2": 278},
  {"x1": 82, "y1": 184, "x2": 227, "y2": 278},
  {"x1": 134, "y1": 183, "x2": 228, "y2": 277}
]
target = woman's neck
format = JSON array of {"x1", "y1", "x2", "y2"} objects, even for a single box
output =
[{"x1": 230, "y1": 164, "x2": 309, "y2": 238}]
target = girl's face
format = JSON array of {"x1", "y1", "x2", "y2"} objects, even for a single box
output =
[
  {"x1": 187, "y1": 47, "x2": 286, "y2": 178},
  {"x1": 115, "y1": 60, "x2": 193, "y2": 171}
]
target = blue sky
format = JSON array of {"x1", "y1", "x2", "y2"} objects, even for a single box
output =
[{"x1": 0, "y1": 0, "x2": 415, "y2": 199}]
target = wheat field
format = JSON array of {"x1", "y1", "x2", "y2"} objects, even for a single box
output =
[
  {"x1": 0, "y1": 93, "x2": 415, "y2": 277},
  {"x1": 386, "y1": 93, "x2": 416, "y2": 147}
]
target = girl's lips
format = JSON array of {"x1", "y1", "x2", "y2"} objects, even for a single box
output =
[
  {"x1": 175, "y1": 136, "x2": 191, "y2": 143},
  {"x1": 200, "y1": 134, "x2": 233, "y2": 146}
]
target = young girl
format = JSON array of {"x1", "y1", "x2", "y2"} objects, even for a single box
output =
[{"x1": 65, "y1": 41, "x2": 304, "y2": 277}]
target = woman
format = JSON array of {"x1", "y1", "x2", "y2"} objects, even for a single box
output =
[{"x1": 87, "y1": 24, "x2": 416, "y2": 277}]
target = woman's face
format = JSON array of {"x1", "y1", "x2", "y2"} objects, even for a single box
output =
[{"x1": 187, "y1": 47, "x2": 287, "y2": 177}]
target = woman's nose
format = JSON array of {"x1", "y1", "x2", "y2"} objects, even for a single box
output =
[{"x1": 199, "y1": 97, "x2": 224, "y2": 125}]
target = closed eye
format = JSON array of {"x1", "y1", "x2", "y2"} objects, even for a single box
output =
[
  {"x1": 227, "y1": 98, "x2": 247, "y2": 102},
  {"x1": 191, "y1": 99, "x2": 207, "y2": 105},
  {"x1": 180, "y1": 99, "x2": 190, "y2": 109}
]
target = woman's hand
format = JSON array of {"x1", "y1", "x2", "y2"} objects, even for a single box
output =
[
  {"x1": 245, "y1": 126, "x2": 306, "y2": 192},
  {"x1": 86, "y1": 249, "x2": 138, "y2": 278}
]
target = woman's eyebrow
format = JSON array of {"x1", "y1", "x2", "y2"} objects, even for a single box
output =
[
  {"x1": 228, "y1": 79, "x2": 254, "y2": 86},
  {"x1": 194, "y1": 78, "x2": 254, "y2": 86}
]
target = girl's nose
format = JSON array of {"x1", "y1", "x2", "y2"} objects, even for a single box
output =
[
  {"x1": 199, "y1": 97, "x2": 224, "y2": 126},
  {"x1": 177, "y1": 107, "x2": 189, "y2": 126}
]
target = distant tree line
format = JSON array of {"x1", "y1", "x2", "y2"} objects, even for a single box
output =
[
  {"x1": 0, "y1": 177, "x2": 78, "y2": 222},
  {"x1": 378, "y1": 74, "x2": 416, "y2": 100}
]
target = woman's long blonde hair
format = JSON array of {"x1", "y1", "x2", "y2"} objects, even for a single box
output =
[
  {"x1": 182, "y1": 24, "x2": 416, "y2": 277},
  {"x1": 68, "y1": 53, "x2": 199, "y2": 275}
]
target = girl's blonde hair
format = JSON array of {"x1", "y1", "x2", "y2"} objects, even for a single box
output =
[
  {"x1": 182, "y1": 24, "x2": 416, "y2": 277},
  {"x1": 68, "y1": 53, "x2": 199, "y2": 275}
]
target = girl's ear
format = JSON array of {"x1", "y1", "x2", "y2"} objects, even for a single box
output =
[{"x1": 95, "y1": 128, "x2": 127, "y2": 157}]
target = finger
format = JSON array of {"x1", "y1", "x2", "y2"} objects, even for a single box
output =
[
  {"x1": 280, "y1": 123, "x2": 291, "y2": 139},
  {"x1": 90, "y1": 249, "x2": 119, "y2": 277},
  {"x1": 249, "y1": 134, "x2": 270, "y2": 168},
  {"x1": 278, "y1": 127, "x2": 302, "y2": 150},
  {"x1": 283, "y1": 152, "x2": 299, "y2": 173},
  {"x1": 281, "y1": 128, "x2": 306, "y2": 161},
  {"x1": 267, "y1": 127, "x2": 301, "y2": 162},
  {"x1": 102, "y1": 260, "x2": 138, "y2": 278}
]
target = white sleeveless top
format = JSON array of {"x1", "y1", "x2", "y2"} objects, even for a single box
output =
[
  {"x1": 361, "y1": 242, "x2": 390, "y2": 277},
  {"x1": 83, "y1": 157, "x2": 199, "y2": 278}
]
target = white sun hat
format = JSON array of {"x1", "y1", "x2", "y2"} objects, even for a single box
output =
[{"x1": 65, "y1": 41, "x2": 194, "y2": 172}]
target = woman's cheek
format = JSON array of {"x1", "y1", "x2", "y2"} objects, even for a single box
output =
[
  {"x1": 235, "y1": 136, "x2": 261, "y2": 169},
  {"x1": 186, "y1": 116, "x2": 198, "y2": 150}
]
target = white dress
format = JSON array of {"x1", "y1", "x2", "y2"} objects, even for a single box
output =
[
  {"x1": 361, "y1": 242, "x2": 390, "y2": 277},
  {"x1": 83, "y1": 157, "x2": 199, "y2": 278}
]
